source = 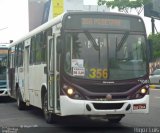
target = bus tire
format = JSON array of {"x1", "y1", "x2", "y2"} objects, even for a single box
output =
[
  {"x1": 43, "y1": 93, "x2": 55, "y2": 124},
  {"x1": 17, "y1": 89, "x2": 26, "y2": 110}
]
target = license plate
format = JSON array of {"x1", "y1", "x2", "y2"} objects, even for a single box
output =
[{"x1": 133, "y1": 104, "x2": 146, "y2": 110}]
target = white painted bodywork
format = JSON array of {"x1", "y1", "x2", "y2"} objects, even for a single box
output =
[{"x1": 60, "y1": 95, "x2": 149, "y2": 116}]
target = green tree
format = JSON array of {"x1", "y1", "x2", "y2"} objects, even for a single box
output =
[
  {"x1": 148, "y1": 33, "x2": 160, "y2": 60},
  {"x1": 98, "y1": 0, "x2": 151, "y2": 14}
]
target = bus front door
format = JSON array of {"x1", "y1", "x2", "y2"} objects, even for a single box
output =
[{"x1": 47, "y1": 36, "x2": 59, "y2": 113}]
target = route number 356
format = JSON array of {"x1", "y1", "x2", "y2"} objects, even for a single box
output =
[{"x1": 89, "y1": 68, "x2": 108, "y2": 79}]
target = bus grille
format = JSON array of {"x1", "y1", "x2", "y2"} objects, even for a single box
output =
[
  {"x1": 82, "y1": 84, "x2": 135, "y2": 93},
  {"x1": 93, "y1": 103, "x2": 124, "y2": 110},
  {"x1": 88, "y1": 95, "x2": 128, "y2": 100}
]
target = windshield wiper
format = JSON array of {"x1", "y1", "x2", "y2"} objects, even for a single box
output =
[
  {"x1": 116, "y1": 31, "x2": 129, "y2": 51},
  {"x1": 84, "y1": 31, "x2": 100, "y2": 51},
  {"x1": 84, "y1": 31, "x2": 101, "y2": 64}
]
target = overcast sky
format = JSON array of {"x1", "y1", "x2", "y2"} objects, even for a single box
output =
[
  {"x1": 0, "y1": 0, "x2": 159, "y2": 43},
  {"x1": 0, "y1": 0, "x2": 28, "y2": 43},
  {"x1": 84, "y1": 0, "x2": 98, "y2": 5}
]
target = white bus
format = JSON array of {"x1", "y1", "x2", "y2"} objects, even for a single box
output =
[
  {"x1": 8, "y1": 11, "x2": 150, "y2": 123},
  {"x1": 0, "y1": 44, "x2": 9, "y2": 97}
]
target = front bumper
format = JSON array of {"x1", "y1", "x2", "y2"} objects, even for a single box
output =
[{"x1": 60, "y1": 95, "x2": 149, "y2": 116}]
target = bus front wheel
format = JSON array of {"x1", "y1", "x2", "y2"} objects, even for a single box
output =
[{"x1": 43, "y1": 93, "x2": 54, "y2": 124}]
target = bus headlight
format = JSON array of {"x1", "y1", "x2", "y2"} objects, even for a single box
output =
[
  {"x1": 62, "y1": 84, "x2": 83, "y2": 100},
  {"x1": 140, "y1": 88, "x2": 147, "y2": 94},
  {"x1": 67, "y1": 88, "x2": 74, "y2": 95},
  {"x1": 129, "y1": 85, "x2": 149, "y2": 99}
]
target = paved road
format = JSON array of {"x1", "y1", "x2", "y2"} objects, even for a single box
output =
[{"x1": 0, "y1": 89, "x2": 160, "y2": 133}]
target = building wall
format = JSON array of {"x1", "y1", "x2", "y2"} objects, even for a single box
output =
[
  {"x1": 28, "y1": 0, "x2": 109, "y2": 31},
  {"x1": 48, "y1": 0, "x2": 109, "y2": 20},
  {"x1": 28, "y1": 1, "x2": 45, "y2": 31}
]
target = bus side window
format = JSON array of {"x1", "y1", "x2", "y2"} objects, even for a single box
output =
[
  {"x1": 18, "y1": 42, "x2": 24, "y2": 67},
  {"x1": 18, "y1": 44, "x2": 21, "y2": 67},
  {"x1": 42, "y1": 28, "x2": 52, "y2": 63},
  {"x1": 42, "y1": 31, "x2": 47, "y2": 63},
  {"x1": 30, "y1": 36, "x2": 36, "y2": 65},
  {"x1": 36, "y1": 33, "x2": 43, "y2": 64}
]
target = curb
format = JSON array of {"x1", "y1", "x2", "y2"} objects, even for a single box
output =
[{"x1": 150, "y1": 85, "x2": 160, "y2": 89}]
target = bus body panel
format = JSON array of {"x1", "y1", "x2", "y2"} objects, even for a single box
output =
[
  {"x1": 28, "y1": 64, "x2": 47, "y2": 108},
  {"x1": 60, "y1": 95, "x2": 149, "y2": 116}
]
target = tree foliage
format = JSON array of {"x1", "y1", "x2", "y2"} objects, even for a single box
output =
[
  {"x1": 148, "y1": 33, "x2": 160, "y2": 60},
  {"x1": 98, "y1": 0, "x2": 151, "y2": 14}
]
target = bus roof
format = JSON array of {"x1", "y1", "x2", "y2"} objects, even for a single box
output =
[{"x1": 9, "y1": 11, "x2": 144, "y2": 48}]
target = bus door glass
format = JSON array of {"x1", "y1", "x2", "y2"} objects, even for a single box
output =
[{"x1": 47, "y1": 36, "x2": 59, "y2": 113}]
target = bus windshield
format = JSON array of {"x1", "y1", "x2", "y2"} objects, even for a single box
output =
[
  {"x1": 64, "y1": 31, "x2": 147, "y2": 80},
  {"x1": 0, "y1": 49, "x2": 7, "y2": 80}
]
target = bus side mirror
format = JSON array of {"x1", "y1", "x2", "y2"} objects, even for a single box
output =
[{"x1": 57, "y1": 36, "x2": 62, "y2": 53}]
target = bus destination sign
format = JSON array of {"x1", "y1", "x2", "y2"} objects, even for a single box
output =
[{"x1": 81, "y1": 18, "x2": 130, "y2": 30}]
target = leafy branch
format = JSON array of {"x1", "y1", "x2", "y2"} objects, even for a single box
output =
[
  {"x1": 98, "y1": 0, "x2": 151, "y2": 15},
  {"x1": 148, "y1": 33, "x2": 160, "y2": 60}
]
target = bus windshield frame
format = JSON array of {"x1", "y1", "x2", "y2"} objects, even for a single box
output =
[
  {"x1": 63, "y1": 30, "x2": 148, "y2": 81},
  {"x1": 62, "y1": 13, "x2": 148, "y2": 81}
]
